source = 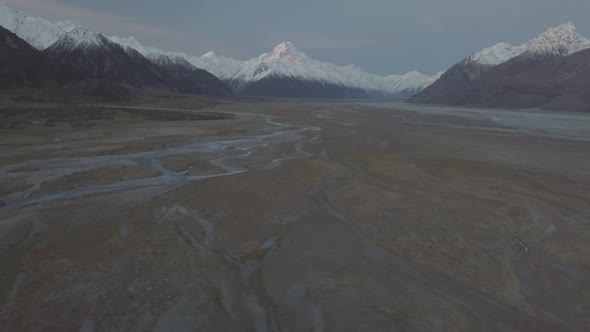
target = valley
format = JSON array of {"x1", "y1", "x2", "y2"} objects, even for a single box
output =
[
  {"x1": 1, "y1": 1, "x2": 590, "y2": 331},
  {"x1": 1, "y1": 99, "x2": 589, "y2": 331}
]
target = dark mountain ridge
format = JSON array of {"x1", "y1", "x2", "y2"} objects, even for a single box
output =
[
  {"x1": 146, "y1": 53, "x2": 232, "y2": 96},
  {"x1": 446, "y1": 48, "x2": 590, "y2": 110},
  {"x1": 0, "y1": 25, "x2": 81, "y2": 88},
  {"x1": 409, "y1": 23, "x2": 590, "y2": 111}
]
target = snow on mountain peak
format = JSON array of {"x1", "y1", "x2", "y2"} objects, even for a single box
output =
[
  {"x1": 384, "y1": 71, "x2": 433, "y2": 92},
  {"x1": 467, "y1": 42, "x2": 522, "y2": 66},
  {"x1": 226, "y1": 42, "x2": 437, "y2": 94},
  {"x1": 467, "y1": 22, "x2": 590, "y2": 66},
  {"x1": 0, "y1": 1, "x2": 66, "y2": 49},
  {"x1": 146, "y1": 52, "x2": 194, "y2": 69},
  {"x1": 402, "y1": 71, "x2": 429, "y2": 79},
  {"x1": 49, "y1": 26, "x2": 112, "y2": 53},
  {"x1": 108, "y1": 35, "x2": 243, "y2": 80},
  {"x1": 110, "y1": 36, "x2": 142, "y2": 49},
  {"x1": 523, "y1": 22, "x2": 590, "y2": 57},
  {"x1": 543, "y1": 22, "x2": 577, "y2": 36},
  {"x1": 67, "y1": 27, "x2": 104, "y2": 46},
  {"x1": 56, "y1": 20, "x2": 81, "y2": 33},
  {"x1": 0, "y1": 1, "x2": 438, "y2": 96},
  {"x1": 265, "y1": 41, "x2": 306, "y2": 62},
  {"x1": 272, "y1": 41, "x2": 296, "y2": 53},
  {"x1": 108, "y1": 35, "x2": 170, "y2": 57},
  {"x1": 201, "y1": 51, "x2": 218, "y2": 59}
]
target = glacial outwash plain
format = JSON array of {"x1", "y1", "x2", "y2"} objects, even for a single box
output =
[{"x1": 1, "y1": 97, "x2": 589, "y2": 331}]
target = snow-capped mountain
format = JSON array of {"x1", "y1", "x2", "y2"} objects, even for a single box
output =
[
  {"x1": 0, "y1": 2, "x2": 231, "y2": 96},
  {"x1": 146, "y1": 52, "x2": 195, "y2": 69},
  {"x1": 109, "y1": 36, "x2": 243, "y2": 81},
  {"x1": 520, "y1": 22, "x2": 590, "y2": 59},
  {"x1": 191, "y1": 51, "x2": 243, "y2": 81},
  {"x1": 50, "y1": 27, "x2": 110, "y2": 50},
  {"x1": 229, "y1": 42, "x2": 438, "y2": 96},
  {"x1": 45, "y1": 27, "x2": 171, "y2": 88},
  {"x1": 109, "y1": 36, "x2": 169, "y2": 58},
  {"x1": 467, "y1": 42, "x2": 523, "y2": 67},
  {"x1": 111, "y1": 37, "x2": 439, "y2": 97},
  {"x1": 0, "y1": 24, "x2": 57, "y2": 88},
  {"x1": 385, "y1": 71, "x2": 443, "y2": 93},
  {"x1": 466, "y1": 23, "x2": 590, "y2": 67},
  {"x1": 228, "y1": 42, "x2": 377, "y2": 92},
  {"x1": 145, "y1": 52, "x2": 232, "y2": 96},
  {"x1": 417, "y1": 71, "x2": 444, "y2": 90},
  {"x1": 0, "y1": 2, "x2": 66, "y2": 49},
  {"x1": 410, "y1": 46, "x2": 590, "y2": 110},
  {"x1": 1, "y1": 0, "x2": 437, "y2": 98},
  {"x1": 56, "y1": 20, "x2": 82, "y2": 33},
  {"x1": 0, "y1": 22, "x2": 134, "y2": 100},
  {"x1": 410, "y1": 22, "x2": 590, "y2": 104}
]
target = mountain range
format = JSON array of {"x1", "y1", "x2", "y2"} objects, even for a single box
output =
[
  {"x1": 0, "y1": 24, "x2": 78, "y2": 88},
  {"x1": 0, "y1": 2, "x2": 440, "y2": 99},
  {"x1": 0, "y1": 24, "x2": 140, "y2": 101},
  {"x1": 0, "y1": 2, "x2": 232, "y2": 98},
  {"x1": 0, "y1": 2, "x2": 63, "y2": 49},
  {"x1": 110, "y1": 36, "x2": 442, "y2": 98},
  {"x1": 410, "y1": 23, "x2": 590, "y2": 111},
  {"x1": 0, "y1": 1, "x2": 589, "y2": 108}
]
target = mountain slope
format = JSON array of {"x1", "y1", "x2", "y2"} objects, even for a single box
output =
[
  {"x1": 109, "y1": 36, "x2": 244, "y2": 81},
  {"x1": 191, "y1": 51, "x2": 243, "y2": 81},
  {"x1": 410, "y1": 23, "x2": 590, "y2": 104},
  {"x1": 56, "y1": 20, "x2": 81, "y2": 33},
  {"x1": 145, "y1": 53, "x2": 232, "y2": 96},
  {"x1": 0, "y1": 2, "x2": 66, "y2": 49},
  {"x1": 0, "y1": 24, "x2": 81, "y2": 88},
  {"x1": 237, "y1": 76, "x2": 370, "y2": 98},
  {"x1": 429, "y1": 48, "x2": 590, "y2": 110},
  {"x1": 0, "y1": 24, "x2": 132, "y2": 102},
  {"x1": 45, "y1": 28, "x2": 168, "y2": 89}
]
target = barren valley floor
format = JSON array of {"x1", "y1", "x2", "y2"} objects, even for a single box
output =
[{"x1": 1, "y1": 100, "x2": 589, "y2": 331}]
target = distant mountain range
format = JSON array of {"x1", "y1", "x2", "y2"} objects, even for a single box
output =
[
  {"x1": 409, "y1": 23, "x2": 590, "y2": 111},
  {"x1": 0, "y1": 2, "x2": 441, "y2": 99},
  {"x1": 0, "y1": 2, "x2": 227, "y2": 98},
  {"x1": 43, "y1": 25, "x2": 231, "y2": 95},
  {"x1": 1, "y1": 1, "x2": 589, "y2": 108},
  {"x1": 110, "y1": 36, "x2": 442, "y2": 98}
]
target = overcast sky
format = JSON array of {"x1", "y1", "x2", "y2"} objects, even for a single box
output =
[{"x1": 6, "y1": 0, "x2": 590, "y2": 75}]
